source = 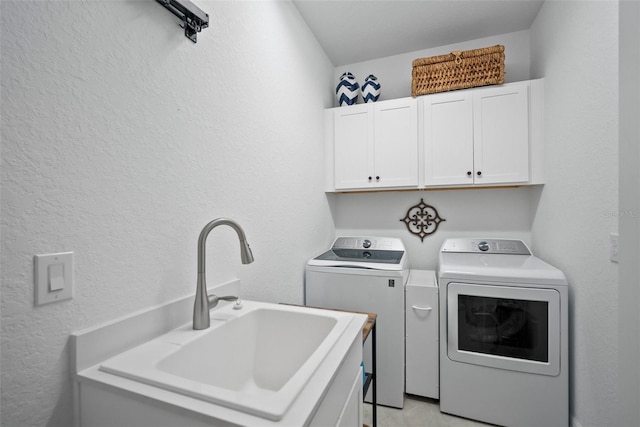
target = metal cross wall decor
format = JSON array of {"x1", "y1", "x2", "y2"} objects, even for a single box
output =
[{"x1": 400, "y1": 198, "x2": 446, "y2": 242}]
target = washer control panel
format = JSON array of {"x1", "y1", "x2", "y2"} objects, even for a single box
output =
[
  {"x1": 441, "y1": 238, "x2": 531, "y2": 255},
  {"x1": 332, "y1": 236, "x2": 405, "y2": 251}
]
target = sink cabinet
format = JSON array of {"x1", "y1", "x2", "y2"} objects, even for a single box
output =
[
  {"x1": 77, "y1": 338, "x2": 364, "y2": 427},
  {"x1": 330, "y1": 97, "x2": 418, "y2": 191},
  {"x1": 335, "y1": 368, "x2": 364, "y2": 427},
  {"x1": 71, "y1": 289, "x2": 367, "y2": 427}
]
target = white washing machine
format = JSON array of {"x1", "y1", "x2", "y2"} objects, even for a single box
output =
[
  {"x1": 305, "y1": 236, "x2": 409, "y2": 409},
  {"x1": 438, "y1": 238, "x2": 569, "y2": 427}
]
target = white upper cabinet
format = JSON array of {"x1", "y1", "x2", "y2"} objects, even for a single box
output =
[
  {"x1": 422, "y1": 91, "x2": 474, "y2": 186},
  {"x1": 333, "y1": 104, "x2": 372, "y2": 190},
  {"x1": 473, "y1": 83, "x2": 530, "y2": 184},
  {"x1": 422, "y1": 81, "x2": 533, "y2": 187},
  {"x1": 332, "y1": 98, "x2": 418, "y2": 191},
  {"x1": 373, "y1": 99, "x2": 419, "y2": 188},
  {"x1": 325, "y1": 79, "x2": 543, "y2": 192}
]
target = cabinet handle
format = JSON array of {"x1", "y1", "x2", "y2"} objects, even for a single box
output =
[
  {"x1": 466, "y1": 171, "x2": 472, "y2": 176},
  {"x1": 368, "y1": 176, "x2": 372, "y2": 181},
  {"x1": 376, "y1": 176, "x2": 380, "y2": 181},
  {"x1": 477, "y1": 171, "x2": 482, "y2": 176},
  {"x1": 411, "y1": 305, "x2": 432, "y2": 312}
]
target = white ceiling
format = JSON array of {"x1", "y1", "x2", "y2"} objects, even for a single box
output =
[{"x1": 292, "y1": 0, "x2": 545, "y2": 66}]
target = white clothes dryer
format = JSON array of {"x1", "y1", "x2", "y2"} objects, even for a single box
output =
[
  {"x1": 305, "y1": 236, "x2": 409, "y2": 409},
  {"x1": 438, "y1": 238, "x2": 569, "y2": 427}
]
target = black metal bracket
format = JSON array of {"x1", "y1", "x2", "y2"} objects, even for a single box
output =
[{"x1": 156, "y1": 0, "x2": 209, "y2": 43}]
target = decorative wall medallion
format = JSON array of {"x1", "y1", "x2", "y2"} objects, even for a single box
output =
[
  {"x1": 361, "y1": 74, "x2": 381, "y2": 103},
  {"x1": 336, "y1": 72, "x2": 360, "y2": 106},
  {"x1": 400, "y1": 198, "x2": 446, "y2": 242}
]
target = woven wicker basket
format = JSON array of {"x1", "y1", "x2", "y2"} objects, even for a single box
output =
[{"x1": 411, "y1": 45, "x2": 505, "y2": 96}]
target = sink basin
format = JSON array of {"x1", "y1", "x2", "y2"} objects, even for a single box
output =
[{"x1": 99, "y1": 301, "x2": 355, "y2": 421}]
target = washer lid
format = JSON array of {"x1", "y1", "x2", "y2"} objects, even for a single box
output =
[
  {"x1": 308, "y1": 236, "x2": 407, "y2": 270},
  {"x1": 313, "y1": 248, "x2": 403, "y2": 264}
]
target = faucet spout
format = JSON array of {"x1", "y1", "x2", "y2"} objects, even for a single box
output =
[{"x1": 193, "y1": 218, "x2": 254, "y2": 330}]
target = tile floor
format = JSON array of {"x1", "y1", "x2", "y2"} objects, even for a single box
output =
[{"x1": 363, "y1": 395, "x2": 495, "y2": 427}]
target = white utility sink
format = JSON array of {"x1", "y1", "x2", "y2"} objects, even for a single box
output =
[{"x1": 99, "y1": 301, "x2": 354, "y2": 421}]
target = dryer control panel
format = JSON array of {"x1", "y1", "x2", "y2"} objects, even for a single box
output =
[{"x1": 441, "y1": 238, "x2": 531, "y2": 255}]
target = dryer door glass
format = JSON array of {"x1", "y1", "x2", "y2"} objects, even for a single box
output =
[
  {"x1": 447, "y1": 283, "x2": 561, "y2": 376},
  {"x1": 457, "y1": 295, "x2": 548, "y2": 362}
]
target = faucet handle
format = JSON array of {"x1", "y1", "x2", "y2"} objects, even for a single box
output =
[
  {"x1": 207, "y1": 294, "x2": 238, "y2": 309},
  {"x1": 217, "y1": 295, "x2": 239, "y2": 302}
]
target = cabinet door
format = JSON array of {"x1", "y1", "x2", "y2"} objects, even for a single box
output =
[
  {"x1": 334, "y1": 104, "x2": 373, "y2": 190},
  {"x1": 335, "y1": 368, "x2": 363, "y2": 427},
  {"x1": 373, "y1": 98, "x2": 419, "y2": 188},
  {"x1": 473, "y1": 84, "x2": 529, "y2": 184},
  {"x1": 423, "y1": 92, "x2": 474, "y2": 186},
  {"x1": 405, "y1": 284, "x2": 439, "y2": 399}
]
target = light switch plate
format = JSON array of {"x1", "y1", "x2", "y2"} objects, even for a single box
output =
[{"x1": 34, "y1": 252, "x2": 73, "y2": 306}]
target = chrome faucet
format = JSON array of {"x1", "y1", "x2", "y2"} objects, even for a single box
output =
[{"x1": 193, "y1": 218, "x2": 254, "y2": 330}]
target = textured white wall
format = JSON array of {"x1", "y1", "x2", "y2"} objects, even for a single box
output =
[
  {"x1": 333, "y1": 188, "x2": 535, "y2": 270},
  {"x1": 0, "y1": 1, "x2": 334, "y2": 426},
  {"x1": 618, "y1": 0, "x2": 640, "y2": 425},
  {"x1": 530, "y1": 1, "x2": 619, "y2": 426},
  {"x1": 333, "y1": 29, "x2": 531, "y2": 104}
]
